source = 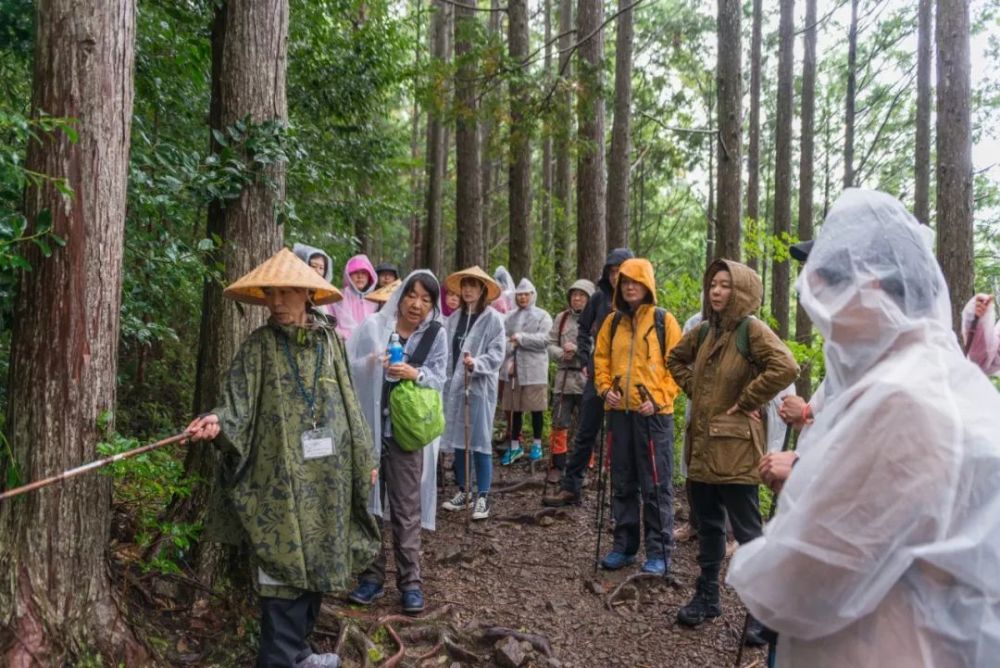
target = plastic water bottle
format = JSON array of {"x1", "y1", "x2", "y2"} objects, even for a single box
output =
[{"x1": 386, "y1": 333, "x2": 405, "y2": 383}]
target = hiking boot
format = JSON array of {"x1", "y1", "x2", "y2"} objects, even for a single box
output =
[
  {"x1": 744, "y1": 615, "x2": 769, "y2": 647},
  {"x1": 297, "y1": 653, "x2": 341, "y2": 668},
  {"x1": 442, "y1": 491, "x2": 472, "y2": 511},
  {"x1": 676, "y1": 575, "x2": 721, "y2": 627},
  {"x1": 673, "y1": 523, "x2": 698, "y2": 542},
  {"x1": 528, "y1": 442, "x2": 543, "y2": 461},
  {"x1": 348, "y1": 581, "x2": 384, "y2": 606},
  {"x1": 401, "y1": 589, "x2": 425, "y2": 615},
  {"x1": 501, "y1": 446, "x2": 524, "y2": 465},
  {"x1": 471, "y1": 495, "x2": 490, "y2": 520},
  {"x1": 600, "y1": 551, "x2": 637, "y2": 570},
  {"x1": 542, "y1": 489, "x2": 580, "y2": 507},
  {"x1": 641, "y1": 558, "x2": 667, "y2": 575}
]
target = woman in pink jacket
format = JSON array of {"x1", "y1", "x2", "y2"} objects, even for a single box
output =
[{"x1": 332, "y1": 254, "x2": 377, "y2": 340}]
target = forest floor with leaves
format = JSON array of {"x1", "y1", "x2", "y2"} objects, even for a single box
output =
[{"x1": 118, "y1": 454, "x2": 766, "y2": 667}]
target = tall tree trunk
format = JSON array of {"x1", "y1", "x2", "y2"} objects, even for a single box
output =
[
  {"x1": 576, "y1": 0, "x2": 607, "y2": 280},
  {"x1": 715, "y1": 0, "x2": 741, "y2": 261},
  {"x1": 915, "y1": 0, "x2": 933, "y2": 225},
  {"x1": 936, "y1": 0, "x2": 974, "y2": 334},
  {"x1": 409, "y1": 0, "x2": 425, "y2": 264},
  {"x1": 770, "y1": 0, "x2": 794, "y2": 340},
  {"x1": 541, "y1": 0, "x2": 554, "y2": 257},
  {"x1": 745, "y1": 0, "x2": 762, "y2": 271},
  {"x1": 454, "y1": 0, "x2": 483, "y2": 268},
  {"x1": 606, "y1": 0, "x2": 634, "y2": 250},
  {"x1": 423, "y1": 0, "x2": 451, "y2": 275},
  {"x1": 0, "y1": 0, "x2": 142, "y2": 664},
  {"x1": 553, "y1": 0, "x2": 574, "y2": 289},
  {"x1": 843, "y1": 0, "x2": 858, "y2": 188},
  {"x1": 795, "y1": 0, "x2": 817, "y2": 399},
  {"x1": 480, "y1": 0, "x2": 500, "y2": 265},
  {"x1": 508, "y1": 0, "x2": 533, "y2": 280},
  {"x1": 184, "y1": 0, "x2": 287, "y2": 582}
]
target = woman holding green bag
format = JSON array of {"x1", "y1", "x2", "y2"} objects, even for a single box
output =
[{"x1": 346, "y1": 270, "x2": 448, "y2": 615}]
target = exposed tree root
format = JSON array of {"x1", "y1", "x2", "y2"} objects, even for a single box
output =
[
  {"x1": 604, "y1": 572, "x2": 680, "y2": 616},
  {"x1": 490, "y1": 477, "x2": 544, "y2": 494},
  {"x1": 480, "y1": 626, "x2": 553, "y2": 657},
  {"x1": 496, "y1": 507, "x2": 569, "y2": 525},
  {"x1": 382, "y1": 624, "x2": 405, "y2": 668}
]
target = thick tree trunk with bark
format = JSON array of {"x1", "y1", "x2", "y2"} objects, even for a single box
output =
[
  {"x1": 508, "y1": 0, "x2": 533, "y2": 281},
  {"x1": 795, "y1": 0, "x2": 817, "y2": 399},
  {"x1": 480, "y1": 0, "x2": 500, "y2": 265},
  {"x1": 606, "y1": 0, "x2": 634, "y2": 250},
  {"x1": 454, "y1": 0, "x2": 483, "y2": 268},
  {"x1": 915, "y1": 0, "x2": 933, "y2": 225},
  {"x1": 745, "y1": 0, "x2": 762, "y2": 271},
  {"x1": 715, "y1": 0, "x2": 741, "y2": 261},
  {"x1": 0, "y1": 1, "x2": 142, "y2": 665},
  {"x1": 843, "y1": 0, "x2": 858, "y2": 188},
  {"x1": 770, "y1": 0, "x2": 794, "y2": 340},
  {"x1": 423, "y1": 0, "x2": 451, "y2": 275},
  {"x1": 409, "y1": 0, "x2": 425, "y2": 265},
  {"x1": 183, "y1": 0, "x2": 287, "y2": 584},
  {"x1": 541, "y1": 0, "x2": 554, "y2": 257},
  {"x1": 553, "y1": 0, "x2": 574, "y2": 289},
  {"x1": 576, "y1": 0, "x2": 607, "y2": 280},
  {"x1": 936, "y1": 0, "x2": 974, "y2": 334}
]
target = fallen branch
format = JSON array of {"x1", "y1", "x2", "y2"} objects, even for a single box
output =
[{"x1": 480, "y1": 626, "x2": 553, "y2": 657}]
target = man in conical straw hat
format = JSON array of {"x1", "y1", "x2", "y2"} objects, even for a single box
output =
[
  {"x1": 185, "y1": 247, "x2": 380, "y2": 668},
  {"x1": 439, "y1": 266, "x2": 506, "y2": 521}
]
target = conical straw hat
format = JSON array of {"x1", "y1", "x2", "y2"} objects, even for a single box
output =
[
  {"x1": 224, "y1": 247, "x2": 343, "y2": 305},
  {"x1": 365, "y1": 279, "x2": 402, "y2": 304},
  {"x1": 444, "y1": 265, "x2": 501, "y2": 302}
]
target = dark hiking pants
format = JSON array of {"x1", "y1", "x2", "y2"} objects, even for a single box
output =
[
  {"x1": 258, "y1": 591, "x2": 323, "y2": 668},
  {"x1": 608, "y1": 411, "x2": 675, "y2": 560},
  {"x1": 689, "y1": 481, "x2": 762, "y2": 580},
  {"x1": 560, "y1": 383, "x2": 605, "y2": 494}
]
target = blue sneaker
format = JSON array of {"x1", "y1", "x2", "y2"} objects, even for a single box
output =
[
  {"x1": 529, "y1": 442, "x2": 543, "y2": 461},
  {"x1": 600, "y1": 551, "x2": 637, "y2": 570},
  {"x1": 348, "y1": 581, "x2": 384, "y2": 605},
  {"x1": 401, "y1": 588, "x2": 425, "y2": 614},
  {"x1": 501, "y1": 446, "x2": 524, "y2": 465},
  {"x1": 641, "y1": 558, "x2": 667, "y2": 575}
]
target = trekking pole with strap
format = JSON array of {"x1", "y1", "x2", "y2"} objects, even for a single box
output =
[
  {"x1": 544, "y1": 313, "x2": 573, "y2": 498},
  {"x1": 636, "y1": 383, "x2": 670, "y2": 581},
  {"x1": 593, "y1": 375, "x2": 621, "y2": 573},
  {"x1": 463, "y1": 356, "x2": 474, "y2": 527},
  {"x1": 0, "y1": 432, "x2": 188, "y2": 502}
]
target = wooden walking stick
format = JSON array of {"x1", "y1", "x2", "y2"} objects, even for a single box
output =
[
  {"x1": 0, "y1": 432, "x2": 188, "y2": 502},
  {"x1": 463, "y1": 354, "x2": 474, "y2": 528}
]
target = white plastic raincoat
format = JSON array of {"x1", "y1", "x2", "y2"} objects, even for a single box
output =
[
  {"x1": 292, "y1": 243, "x2": 335, "y2": 316},
  {"x1": 728, "y1": 188, "x2": 1000, "y2": 667},
  {"x1": 502, "y1": 278, "x2": 553, "y2": 386},
  {"x1": 492, "y1": 266, "x2": 515, "y2": 315},
  {"x1": 347, "y1": 270, "x2": 448, "y2": 530},
  {"x1": 440, "y1": 305, "x2": 506, "y2": 455},
  {"x1": 961, "y1": 296, "x2": 1000, "y2": 375}
]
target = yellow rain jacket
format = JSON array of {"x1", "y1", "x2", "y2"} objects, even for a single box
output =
[{"x1": 593, "y1": 258, "x2": 681, "y2": 414}]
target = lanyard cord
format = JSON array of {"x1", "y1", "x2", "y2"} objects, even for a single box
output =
[{"x1": 280, "y1": 333, "x2": 324, "y2": 425}]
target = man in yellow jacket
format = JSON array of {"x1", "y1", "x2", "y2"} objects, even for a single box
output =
[{"x1": 593, "y1": 258, "x2": 682, "y2": 575}]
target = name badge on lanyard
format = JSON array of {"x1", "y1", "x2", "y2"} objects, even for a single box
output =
[{"x1": 302, "y1": 427, "x2": 335, "y2": 460}]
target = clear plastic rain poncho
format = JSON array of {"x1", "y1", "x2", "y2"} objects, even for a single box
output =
[
  {"x1": 440, "y1": 303, "x2": 506, "y2": 455},
  {"x1": 501, "y1": 278, "x2": 553, "y2": 386},
  {"x1": 347, "y1": 271, "x2": 449, "y2": 530},
  {"x1": 728, "y1": 189, "x2": 1000, "y2": 667},
  {"x1": 961, "y1": 295, "x2": 1000, "y2": 375},
  {"x1": 492, "y1": 266, "x2": 516, "y2": 315}
]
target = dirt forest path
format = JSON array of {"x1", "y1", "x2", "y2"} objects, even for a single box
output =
[{"x1": 306, "y1": 455, "x2": 768, "y2": 668}]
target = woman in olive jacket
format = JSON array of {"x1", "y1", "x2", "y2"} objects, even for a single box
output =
[{"x1": 667, "y1": 259, "x2": 797, "y2": 644}]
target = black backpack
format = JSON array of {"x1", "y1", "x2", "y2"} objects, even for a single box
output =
[{"x1": 608, "y1": 307, "x2": 669, "y2": 358}]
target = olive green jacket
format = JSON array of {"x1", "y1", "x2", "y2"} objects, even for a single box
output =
[
  {"x1": 668, "y1": 261, "x2": 798, "y2": 485},
  {"x1": 206, "y1": 316, "x2": 380, "y2": 598}
]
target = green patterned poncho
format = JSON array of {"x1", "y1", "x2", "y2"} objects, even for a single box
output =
[{"x1": 206, "y1": 316, "x2": 380, "y2": 599}]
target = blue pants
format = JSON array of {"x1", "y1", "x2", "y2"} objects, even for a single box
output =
[{"x1": 453, "y1": 449, "x2": 493, "y2": 495}]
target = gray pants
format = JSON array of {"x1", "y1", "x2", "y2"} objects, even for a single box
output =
[
  {"x1": 552, "y1": 393, "x2": 581, "y2": 430},
  {"x1": 361, "y1": 436, "x2": 424, "y2": 591},
  {"x1": 609, "y1": 411, "x2": 675, "y2": 560}
]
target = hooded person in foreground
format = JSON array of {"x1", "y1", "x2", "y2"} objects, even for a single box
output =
[
  {"x1": 185, "y1": 248, "x2": 380, "y2": 668},
  {"x1": 728, "y1": 188, "x2": 1000, "y2": 667}
]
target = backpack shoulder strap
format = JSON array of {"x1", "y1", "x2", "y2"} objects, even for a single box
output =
[
  {"x1": 609, "y1": 311, "x2": 623, "y2": 344},
  {"x1": 696, "y1": 320, "x2": 710, "y2": 349},
  {"x1": 654, "y1": 307, "x2": 667, "y2": 358},
  {"x1": 558, "y1": 310, "x2": 571, "y2": 338},
  {"x1": 735, "y1": 316, "x2": 754, "y2": 365},
  {"x1": 408, "y1": 320, "x2": 443, "y2": 368}
]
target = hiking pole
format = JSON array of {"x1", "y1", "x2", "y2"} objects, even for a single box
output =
[
  {"x1": 463, "y1": 355, "x2": 474, "y2": 528},
  {"x1": 636, "y1": 384, "x2": 669, "y2": 582},
  {"x1": 0, "y1": 432, "x2": 188, "y2": 502},
  {"x1": 593, "y1": 375, "x2": 621, "y2": 572}
]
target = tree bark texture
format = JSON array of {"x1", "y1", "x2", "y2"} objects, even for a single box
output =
[
  {"x1": 0, "y1": 0, "x2": 142, "y2": 665},
  {"x1": 508, "y1": 0, "x2": 533, "y2": 281},
  {"x1": 541, "y1": 0, "x2": 554, "y2": 257},
  {"x1": 454, "y1": 0, "x2": 483, "y2": 269},
  {"x1": 915, "y1": 0, "x2": 933, "y2": 225},
  {"x1": 714, "y1": 0, "x2": 741, "y2": 262},
  {"x1": 576, "y1": 0, "x2": 607, "y2": 281},
  {"x1": 409, "y1": 0, "x2": 425, "y2": 267},
  {"x1": 480, "y1": 0, "x2": 500, "y2": 265},
  {"x1": 843, "y1": 0, "x2": 858, "y2": 188},
  {"x1": 795, "y1": 0, "x2": 817, "y2": 399},
  {"x1": 423, "y1": 0, "x2": 451, "y2": 275},
  {"x1": 606, "y1": 0, "x2": 634, "y2": 251},
  {"x1": 935, "y1": 0, "x2": 974, "y2": 334},
  {"x1": 553, "y1": 0, "x2": 574, "y2": 289},
  {"x1": 745, "y1": 0, "x2": 762, "y2": 272},
  {"x1": 770, "y1": 0, "x2": 794, "y2": 340}
]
